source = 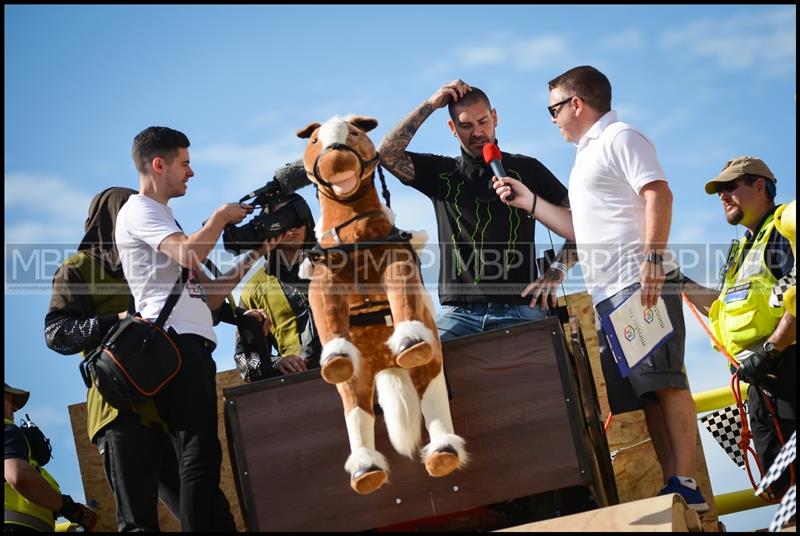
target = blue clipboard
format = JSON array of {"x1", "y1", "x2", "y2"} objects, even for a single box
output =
[{"x1": 600, "y1": 289, "x2": 675, "y2": 378}]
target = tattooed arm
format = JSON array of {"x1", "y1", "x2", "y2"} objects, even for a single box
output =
[{"x1": 379, "y1": 79, "x2": 471, "y2": 182}]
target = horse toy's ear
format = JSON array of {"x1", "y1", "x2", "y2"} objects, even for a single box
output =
[
  {"x1": 347, "y1": 116, "x2": 378, "y2": 133},
  {"x1": 297, "y1": 122, "x2": 321, "y2": 139}
]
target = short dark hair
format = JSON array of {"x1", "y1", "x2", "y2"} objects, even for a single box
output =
[
  {"x1": 132, "y1": 126, "x2": 190, "y2": 175},
  {"x1": 742, "y1": 174, "x2": 777, "y2": 201},
  {"x1": 548, "y1": 66, "x2": 612, "y2": 114},
  {"x1": 448, "y1": 86, "x2": 492, "y2": 121}
]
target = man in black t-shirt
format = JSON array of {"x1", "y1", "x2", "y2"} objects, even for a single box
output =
[{"x1": 379, "y1": 79, "x2": 574, "y2": 341}]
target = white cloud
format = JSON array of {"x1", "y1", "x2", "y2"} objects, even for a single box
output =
[
  {"x1": 191, "y1": 135, "x2": 303, "y2": 196},
  {"x1": 599, "y1": 28, "x2": 645, "y2": 51},
  {"x1": 659, "y1": 6, "x2": 796, "y2": 76},
  {"x1": 647, "y1": 107, "x2": 693, "y2": 140},
  {"x1": 512, "y1": 36, "x2": 571, "y2": 71},
  {"x1": 4, "y1": 173, "x2": 92, "y2": 244},
  {"x1": 459, "y1": 45, "x2": 507, "y2": 67},
  {"x1": 5, "y1": 222, "x2": 81, "y2": 244},
  {"x1": 431, "y1": 34, "x2": 572, "y2": 74}
]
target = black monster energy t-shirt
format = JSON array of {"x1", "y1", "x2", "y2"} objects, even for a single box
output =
[{"x1": 405, "y1": 149, "x2": 568, "y2": 305}]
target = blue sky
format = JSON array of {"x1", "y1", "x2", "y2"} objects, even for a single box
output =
[{"x1": 4, "y1": 5, "x2": 796, "y2": 531}]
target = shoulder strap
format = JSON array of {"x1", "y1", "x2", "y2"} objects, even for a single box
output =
[
  {"x1": 153, "y1": 268, "x2": 189, "y2": 327},
  {"x1": 202, "y1": 258, "x2": 239, "y2": 326}
]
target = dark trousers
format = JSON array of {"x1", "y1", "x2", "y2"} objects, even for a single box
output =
[
  {"x1": 95, "y1": 410, "x2": 174, "y2": 531},
  {"x1": 154, "y1": 333, "x2": 232, "y2": 532},
  {"x1": 748, "y1": 345, "x2": 796, "y2": 497},
  {"x1": 96, "y1": 409, "x2": 236, "y2": 531}
]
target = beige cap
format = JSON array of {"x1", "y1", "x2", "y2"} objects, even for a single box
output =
[
  {"x1": 4, "y1": 383, "x2": 30, "y2": 411},
  {"x1": 705, "y1": 156, "x2": 777, "y2": 194}
]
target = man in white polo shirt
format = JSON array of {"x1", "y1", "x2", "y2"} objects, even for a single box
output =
[{"x1": 492, "y1": 66, "x2": 706, "y2": 511}]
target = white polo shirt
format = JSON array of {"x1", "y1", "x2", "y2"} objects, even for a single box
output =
[
  {"x1": 568, "y1": 111, "x2": 678, "y2": 306},
  {"x1": 115, "y1": 194, "x2": 216, "y2": 344}
]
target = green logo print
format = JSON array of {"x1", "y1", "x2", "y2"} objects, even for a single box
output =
[
  {"x1": 440, "y1": 172, "x2": 465, "y2": 276},
  {"x1": 470, "y1": 198, "x2": 493, "y2": 284},
  {"x1": 441, "y1": 168, "x2": 523, "y2": 285},
  {"x1": 505, "y1": 169, "x2": 523, "y2": 271}
]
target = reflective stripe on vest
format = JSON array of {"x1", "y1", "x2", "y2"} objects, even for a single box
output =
[
  {"x1": 709, "y1": 214, "x2": 787, "y2": 358},
  {"x1": 4, "y1": 510, "x2": 54, "y2": 532},
  {"x1": 4, "y1": 419, "x2": 58, "y2": 532}
]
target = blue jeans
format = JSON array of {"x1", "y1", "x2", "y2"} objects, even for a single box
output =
[{"x1": 437, "y1": 302, "x2": 548, "y2": 342}]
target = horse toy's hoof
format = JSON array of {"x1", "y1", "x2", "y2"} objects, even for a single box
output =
[
  {"x1": 395, "y1": 339, "x2": 433, "y2": 369},
  {"x1": 424, "y1": 445, "x2": 461, "y2": 477},
  {"x1": 321, "y1": 355, "x2": 355, "y2": 384},
  {"x1": 350, "y1": 465, "x2": 389, "y2": 495}
]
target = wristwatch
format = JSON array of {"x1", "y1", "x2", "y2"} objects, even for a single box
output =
[
  {"x1": 762, "y1": 340, "x2": 779, "y2": 359},
  {"x1": 645, "y1": 252, "x2": 664, "y2": 265}
]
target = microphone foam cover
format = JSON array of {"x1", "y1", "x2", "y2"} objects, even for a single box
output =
[
  {"x1": 274, "y1": 159, "x2": 312, "y2": 194},
  {"x1": 482, "y1": 143, "x2": 502, "y2": 164}
]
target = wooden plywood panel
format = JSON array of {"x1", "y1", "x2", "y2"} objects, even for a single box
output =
[
  {"x1": 498, "y1": 493, "x2": 694, "y2": 532},
  {"x1": 559, "y1": 292, "x2": 719, "y2": 531},
  {"x1": 226, "y1": 317, "x2": 588, "y2": 531},
  {"x1": 68, "y1": 369, "x2": 246, "y2": 532}
]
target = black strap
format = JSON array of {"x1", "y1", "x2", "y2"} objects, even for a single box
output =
[
  {"x1": 202, "y1": 258, "x2": 241, "y2": 327},
  {"x1": 350, "y1": 308, "x2": 393, "y2": 327},
  {"x1": 377, "y1": 164, "x2": 391, "y2": 209},
  {"x1": 308, "y1": 228, "x2": 415, "y2": 261},
  {"x1": 153, "y1": 268, "x2": 190, "y2": 328}
]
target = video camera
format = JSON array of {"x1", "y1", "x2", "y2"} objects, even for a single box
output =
[{"x1": 222, "y1": 160, "x2": 313, "y2": 255}]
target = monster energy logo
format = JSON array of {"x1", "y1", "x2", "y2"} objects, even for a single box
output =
[
  {"x1": 506, "y1": 170, "x2": 523, "y2": 271},
  {"x1": 440, "y1": 169, "x2": 523, "y2": 285},
  {"x1": 440, "y1": 172, "x2": 465, "y2": 276}
]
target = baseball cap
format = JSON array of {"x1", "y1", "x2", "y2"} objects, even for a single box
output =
[
  {"x1": 705, "y1": 156, "x2": 777, "y2": 194},
  {"x1": 4, "y1": 383, "x2": 30, "y2": 410}
]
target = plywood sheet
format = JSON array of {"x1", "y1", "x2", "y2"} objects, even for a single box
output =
[{"x1": 68, "y1": 369, "x2": 246, "y2": 532}]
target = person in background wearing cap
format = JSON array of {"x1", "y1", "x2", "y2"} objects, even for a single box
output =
[
  {"x1": 233, "y1": 196, "x2": 322, "y2": 381},
  {"x1": 497, "y1": 65, "x2": 708, "y2": 511},
  {"x1": 683, "y1": 156, "x2": 795, "y2": 498},
  {"x1": 44, "y1": 187, "x2": 236, "y2": 531},
  {"x1": 4, "y1": 383, "x2": 97, "y2": 532}
]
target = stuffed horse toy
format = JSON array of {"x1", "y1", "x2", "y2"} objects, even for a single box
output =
[{"x1": 296, "y1": 115, "x2": 468, "y2": 495}]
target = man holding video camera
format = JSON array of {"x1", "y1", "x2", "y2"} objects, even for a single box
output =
[
  {"x1": 115, "y1": 126, "x2": 273, "y2": 531},
  {"x1": 233, "y1": 194, "x2": 321, "y2": 381}
]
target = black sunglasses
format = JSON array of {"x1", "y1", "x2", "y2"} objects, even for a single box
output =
[
  {"x1": 716, "y1": 175, "x2": 758, "y2": 195},
  {"x1": 547, "y1": 96, "x2": 576, "y2": 119}
]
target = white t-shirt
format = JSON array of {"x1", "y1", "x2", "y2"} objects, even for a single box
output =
[
  {"x1": 568, "y1": 111, "x2": 678, "y2": 306},
  {"x1": 115, "y1": 194, "x2": 216, "y2": 343}
]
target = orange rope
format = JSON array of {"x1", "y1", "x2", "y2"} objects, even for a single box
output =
[
  {"x1": 682, "y1": 293, "x2": 792, "y2": 501},
  {"x1": 681, "y1": 293, "x2": 739, "y2": 367}
]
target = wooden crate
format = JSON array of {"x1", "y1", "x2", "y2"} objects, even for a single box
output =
[{"x1": 224, "y1": 315, "x2": 616, "y2": 531}]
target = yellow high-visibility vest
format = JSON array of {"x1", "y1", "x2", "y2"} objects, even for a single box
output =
[
  {"x1": 4, "y1": 419, "x2": 60, "y2": 532},
  {"x1": 709, "y1": 211, "x2": 793, "y2": 358}
]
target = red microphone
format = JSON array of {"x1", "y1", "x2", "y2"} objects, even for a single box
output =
[{"x1": 482, "y1": 143, "x2": 514, "y2": 201}]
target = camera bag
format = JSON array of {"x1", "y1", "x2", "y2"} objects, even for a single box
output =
[{"x1": 80, "y1": 269, "x2": 188, "y2": 410}]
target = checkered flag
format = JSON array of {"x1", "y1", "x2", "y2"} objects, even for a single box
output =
[
  {"x1": 755, "y1": 431, "x2": 796, "y2": 532},
  {"x1": 770, "y1": 268, "x2": 795, "y2": 308},
  {"x1": 700, "y1": 403, "x2": 746, "y2": 469},
  {"x1": 769, "y1": 485, "x2": 796, "y2": 532},
  {"x1": 757, "y1": 431, "x2": 796, "y2": 495}
]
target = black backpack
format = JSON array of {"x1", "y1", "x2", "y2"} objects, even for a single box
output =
[{"x1": 20, "y1": 414, "x2": 53, "y2": 467}]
